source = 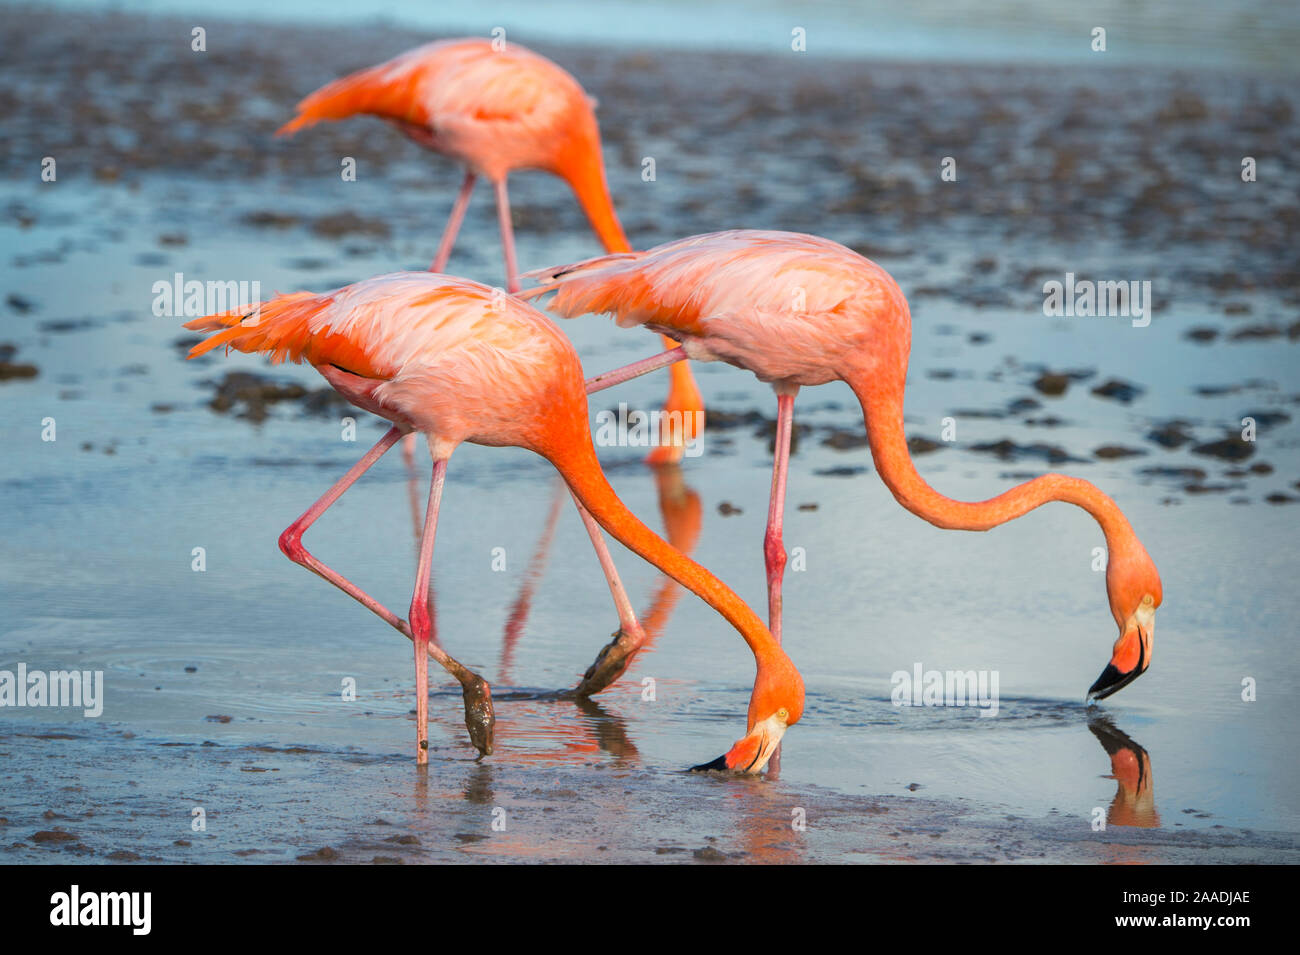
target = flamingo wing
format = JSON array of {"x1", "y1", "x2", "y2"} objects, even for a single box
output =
[{"x1": 277, "y1": 39, "x2": 583, "y2": 148}]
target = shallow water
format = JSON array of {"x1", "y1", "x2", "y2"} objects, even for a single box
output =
[
  {"x1": 38, "y1": 0, "x2": 1300, "y2": 72},
  {"x1": 1, "y1": 7, "x2": 1298, "y2": 863}
]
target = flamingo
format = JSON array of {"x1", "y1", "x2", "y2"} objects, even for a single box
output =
[
  {"x1": 522, "y1": 230, "x2": 1164, "y2": 701},
  {"x1": 275, "y1": 37, "x2": 701, "y2": 465},
  {"x1": 183, "y1": 272, "x2": 801, "y2": 772}
]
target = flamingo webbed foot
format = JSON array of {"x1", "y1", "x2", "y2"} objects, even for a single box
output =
[
  {"x1": 573, "y1": 628, "x2": 640, "y2": 698},
  {"x1": 459, "y1": 674, "x2": 495, "y2": 757}
]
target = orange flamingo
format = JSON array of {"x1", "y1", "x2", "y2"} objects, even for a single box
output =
[
  {"x1": 523, "y1": 230, "x2": 1164, "y2": 700},
  {"x1": 184, "y1": 272, "x2": 801, "y2": 772},
  {"x1": 276, "y1": 37, "x2": 700, "y2": 465}
]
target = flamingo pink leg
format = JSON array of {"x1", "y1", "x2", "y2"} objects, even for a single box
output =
[
  {"x1": 566, "y1": 347, "x2": 690, "y2": 695},
  {"x1": 279, "y1": 427, "x2": 410, "y2": 633},
  {"x1": 765, "y1": 392, "x2": 795, "y2": 643},
  {"x1": 494, "y1": 177, "x2": 521, "y2": 293},
  {"x1": 403, "y1": 434, "x2": 423, "y2": 542},
  {"x1": 430, "y1": 170, "x2": 477, "y2": 273},
  {"x1": 277, "y1": 426, "x2": 493, "y2": 756},
  {"x1": 571, "y1": 494, "x2": 642, "y2": 638},
  {"x1": 763, "y1": 391, "x2": 796, "y2": 778},
  {"x1": 409, "y1": 457, "x2": 448, "y2": 765},
  {"x1": 583, "y1": 347, "x2": 688, "y2": 394}
]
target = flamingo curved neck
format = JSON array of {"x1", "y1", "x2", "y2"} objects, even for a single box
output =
[
  {"x1": 560, "y1": 149, "x2": 630, "y2": 254},
  {"x1": 842, "y1": 365, "x2": 1138, "y2": 551},
  {"x1": 547, "y1": 435, "x2": 780, "y2": 664}
]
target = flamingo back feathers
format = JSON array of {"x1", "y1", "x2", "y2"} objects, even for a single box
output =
[
  {"x1": 277, "y1": 39, "x2": 587, "y2": 141},
  {"x1": 183, "y1": 273, "x2": 589, "y2": 450},
  {"x1": 528, "y1": 230, "x2": 911, "y2": 386}
]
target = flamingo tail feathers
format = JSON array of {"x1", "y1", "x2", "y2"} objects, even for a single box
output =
[
  {"x1": 520, "y1": 252, "x2": 653, "y2": 322},
  {"x1": 182, "y1": 291, "x2": 383, "y2": 379},
  {"x1": 277, "y1": 62, "x2": 424, "y2": 136}
]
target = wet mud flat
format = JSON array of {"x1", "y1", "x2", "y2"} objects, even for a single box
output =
[
  {"x1": 1, "y1": 6, "x2": 1299, "y2": 864},
  {"x1": 4, "y1": 724, "x2": 1297, "y2": 864}
]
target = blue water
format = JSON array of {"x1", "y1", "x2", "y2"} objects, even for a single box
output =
[{"x1": 27, "y1": 0, "x2": 1300, "y2": 72}]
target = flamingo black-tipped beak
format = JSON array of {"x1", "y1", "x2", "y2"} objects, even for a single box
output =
[
  {"x1": 688, "y1": 712, "x2": 788, "y2": 774},
  {"x1": 1087, "y1": 620, "x2": 1152, "y2": 703},
  {"x1": 1087, "y1": 662, "x2": 1142, "y2": 701},
  {"x1": 690, "y1": 754, "x2": 729, "y2": 773}
]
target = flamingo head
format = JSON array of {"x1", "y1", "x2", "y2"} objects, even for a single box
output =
[
  {"x1": 1089, "y1": 539, "x2": 1163, "y2": 701},
  {"x1": 691, "y1": 650, "x2": 804, "y2": 775}
]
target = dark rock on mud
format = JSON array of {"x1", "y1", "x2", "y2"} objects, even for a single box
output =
[
  {"x1": 822, "y1": 428, "x2": 869, "y2": 450},
  {"x1": 1007, "y1": 397, "x2": 1042, "y2": 414},
  {"x1": 970, "y1": 439, "x2": 1083, "y2": 465},
  {"x1": 311, "y1": 212, "x2": 391, "y2": 239},
  {"x1": 1094, "y1": 445, "x2": 1146, "y2": 459},
  {"x1": 1243, "y1": 410, "x2": 1290, "y2": 431},
  {"x1": 1185, "y1": 326, "x2": 1219, "y2": 343},
  {"x1": 242, "y1": 210, "x2": 300, "y2": 229},
  {"x1": 299, "y1": 387, "x2": 353, "y2": 416},
  {"x1": 0, "y1": 360, "x2": 38, "y2": 380},
  {"x1": 206, "y1": 370, "x2": 309, "y2": 422},
  {"x1": 1192, "y1": 436, "x2": 1255, "y2": 461},
  {"x1": 1032, "y1": 372, "x2": 1071, "y2": 396},
  {"x1": 1228, "y1": 325, "x2": 1283, "y2": 341},
  {"x1": 296, "y1": 846, "x2": 340, "y2": 862},
  {"x1": 0, "y1": 342, "x2": 38, "y2": 380},
  {"x1": 1146, "y1": 421, "x2": 1195, "y2": 449},
  {"x1": 1090, "y1": 379, "x2": 1144, "y2": 403},
  {"x1": 703, "y1": 409, "x2": 770, "y2": 431},
  {"x1": 907, "y1": 436, "x2": 943, "y2": 454},
  {"x1": 1226, "y1": 462, "x2": 1274, "y2": 478},
  {"x1": 693, "y1": 846, "x2": 729, "y2": 862}
]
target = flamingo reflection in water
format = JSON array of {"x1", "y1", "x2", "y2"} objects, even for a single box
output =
[{"x1": 1089, "y1": 716, "x2": 1159, "y2": 830}]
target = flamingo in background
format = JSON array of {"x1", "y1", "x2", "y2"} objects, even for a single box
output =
[
  {"x1": 184, "y1": 272, "x2": 801, "y2": 772},
  {"x1": 522, "y1": 230, "x2": 1164, "y2": 701},
  {"x1": 276, "y1": 37, "x2": 701, "y2": 465}
]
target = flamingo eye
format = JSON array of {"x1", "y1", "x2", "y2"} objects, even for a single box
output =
[
  {"x1": 777, "y1": 707, "x2": 789, "y2": 721},
  {"x1": 1142, "y1": 594, "x2": 1154, "y2": 607}
]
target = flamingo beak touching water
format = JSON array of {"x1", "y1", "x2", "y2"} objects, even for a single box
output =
[
  {"x1": 691, "y1": 708, "x2": 794, "y2": 775},
  {"x1": 1088, "y1": 600, "x2": 1156, "y2": 702}
]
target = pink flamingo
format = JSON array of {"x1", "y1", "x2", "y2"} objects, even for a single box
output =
[
  {"x1": 276, "y1": 37, "x2": 701, "y2": 465},
  {"x1": 184, "y1": 272, "x2": 801, "y2": 772},
  {"x1": 523, "y1": 230, "x2": 1164, "y2": 701}
]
